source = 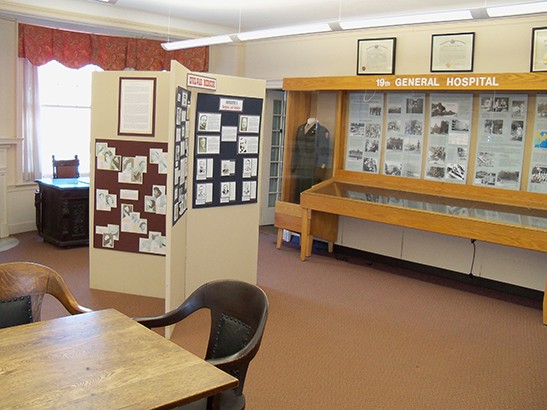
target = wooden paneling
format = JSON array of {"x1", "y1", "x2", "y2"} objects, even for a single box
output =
[{"x1": 284, "y1": 72, "x2": 547, "y2": 91}]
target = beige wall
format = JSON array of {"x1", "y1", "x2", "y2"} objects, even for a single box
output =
[{"x1": 210, "y1": 15, "x2": 546, "y2": 78}]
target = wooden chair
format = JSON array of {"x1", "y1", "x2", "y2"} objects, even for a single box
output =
[
  {"x1": 52, "y1": 155, "x2": 80, "y2": 178},
  {"x1": 135, "y1": 280, "x2": 269, "y2": 410},
  {"x1": 0, "y1": 262, "x2": 91, "y2": 329}
]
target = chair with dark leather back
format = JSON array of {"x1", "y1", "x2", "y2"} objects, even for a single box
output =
[
  {"x1": 134, "y1": 279, "x2": 269, "y2": 410},
  {"x1": 0, "y1": 262, "x2": 91, "y2": 329},
  {"x1": 52, "y1": 155, "x2": 80, "y2": 179}
]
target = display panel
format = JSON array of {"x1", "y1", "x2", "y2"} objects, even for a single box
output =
[
  {"x1": 94, "y1": 139, "x2": 167, "y2": 255},
  {"x1": 425, "y1": 93, "x2": 473, "y2": 183},
  {"x1": 384, "y1": 93, "x2": 425, "y2": 178},
  {"x1": 473, "y1": 94, "x2": 528, "y2": 190},
  {"x1": 528, "y1": 94, "x2": 547, "y2": 193},
  {"x1": 345, "y1": 92, "x2": 384, "y2": 174},
  {"x1": 192, "y1": 93, "x2": 263, "y2": 208}
]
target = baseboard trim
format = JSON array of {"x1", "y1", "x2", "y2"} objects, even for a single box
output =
[
  {"x1": 332, "y1": 244, "x2": 543, "y2": 302},
  {"x1": 9, "y1": 222, "x2": 36, "y2": 235}
]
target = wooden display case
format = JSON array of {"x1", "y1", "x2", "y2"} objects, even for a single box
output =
[{"x1": 277, "y1": 72, "x2": 547, "y2": 323}]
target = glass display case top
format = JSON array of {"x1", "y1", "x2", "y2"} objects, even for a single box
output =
[{"x1": 309, "y1": 181, "x2": 547, "y2": 230}]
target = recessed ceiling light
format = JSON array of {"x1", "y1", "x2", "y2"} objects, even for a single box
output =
[
  {"x1": 161, "y1": 35, "x2": 234, "y2": 51},
  {"x1": 486, "y1": 1, "x2": 547, "y2": 17},
  {"x1": 236, "y1": 23, "x2": 332, "y2": 41},
  {"x1": 340, "y1": 10, "x2": 473, "y2": 30}
]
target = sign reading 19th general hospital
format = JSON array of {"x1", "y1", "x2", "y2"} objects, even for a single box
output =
[
  {"x1": 378, "y1": 75, "x2": 501, "y2": 88},
  {"x1": 283, "y1": 73, "x2": 547, "y2": 91}
]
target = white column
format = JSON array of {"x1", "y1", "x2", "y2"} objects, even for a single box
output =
[
  {"x1": 0, "y1": 139, "x2": 17, "y2": 238},
  {"x1": 0, "y1": 144, "x2": 8, "y2": 238}
]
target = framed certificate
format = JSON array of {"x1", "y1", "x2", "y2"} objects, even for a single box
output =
[
  {"x1": 430, "y1": 32, "x2": 475, "y2": 72},
  {"x1": 118, "y1": 77, "x2": 157, "y2": 136},
  {"x1": 357, "y1": 37, "x2": 396, "y2": 75},
  {"x1": 531, "y1": 27, "x2": 547, "y2": 72}
]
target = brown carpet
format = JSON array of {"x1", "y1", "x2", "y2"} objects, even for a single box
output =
[{"x1": 1, "y1": 229, "x2": 546, "y2": 409}]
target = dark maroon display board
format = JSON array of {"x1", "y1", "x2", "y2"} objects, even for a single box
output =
[{"x1": 94, "y1": 139, "x2": 168, "y2": 255}]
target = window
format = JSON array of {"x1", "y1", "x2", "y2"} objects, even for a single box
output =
[
  {"x1": 38, "y1": 61, "x2": 103, "y2": 177},
  {"x1": 268, "y1": 95, "x2": 286, "y2": 207}
]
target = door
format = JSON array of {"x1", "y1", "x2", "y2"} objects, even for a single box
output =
[{"x1": 259, "y1": 90, "x2": 285, "y2": 225}]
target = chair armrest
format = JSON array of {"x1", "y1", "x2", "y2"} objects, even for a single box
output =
[
  {"x1": 133, "y1": 299, "x2": 198, "y2": 328},
  {"x1": 133, "y1": 312, "x2": 178, "y2": 328}
]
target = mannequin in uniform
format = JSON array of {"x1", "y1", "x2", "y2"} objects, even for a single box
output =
[{"x1": 291, "y1": 118, "x2": 332, "y2": 203}]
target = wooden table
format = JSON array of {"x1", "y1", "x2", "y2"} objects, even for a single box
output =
[{"x1": 0, "y1": 309, "x2": 238, "y2": 409}]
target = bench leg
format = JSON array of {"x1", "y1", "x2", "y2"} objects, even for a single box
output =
[{"x1": 276, "y1": 228, "x2": 283, "y2": 249}]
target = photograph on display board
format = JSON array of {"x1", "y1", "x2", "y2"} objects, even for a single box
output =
[{"x1": 197, "y1": 112, "x2": 222, "y2": 132}]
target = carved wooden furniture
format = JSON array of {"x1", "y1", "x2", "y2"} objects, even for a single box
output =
[
  {"x1": 35, "y1": 178, "x2": 89, "y2": 247},
  {"x1": 52, "y1": 154, "x2": 80, "y2": 179}
]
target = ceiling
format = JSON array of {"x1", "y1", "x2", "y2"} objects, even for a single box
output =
[{"x1": 0, "y1": 0, "x2": 544, "y2": 41}]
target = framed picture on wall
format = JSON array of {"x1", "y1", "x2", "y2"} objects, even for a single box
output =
[
  {"x1": 118, "y1": 77, "x2": 157, "y2": 136},
  {"x1": 531, "y1": 27, "x2": 547, "y2": 72},
  {"x1": 430, "y1": 32, "x2": 475, "y2": 72},
  {"x1": 357, "y1": 37, "x2": 396, "y2": 75}
]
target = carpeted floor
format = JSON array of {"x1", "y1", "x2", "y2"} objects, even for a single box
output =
[{"x1": 1, "y1": 229, "x2": 546, "y2": 409}]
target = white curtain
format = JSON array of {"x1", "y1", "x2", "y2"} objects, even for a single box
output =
[{"x1": 19, "y1": 57, "x2": 42, "y2": 182}]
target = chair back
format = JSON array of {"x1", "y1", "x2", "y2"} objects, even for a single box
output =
[
  {"x1": 136, "y1": 279, "x2": 269, "y2": 399},
  {"x1": 52, "y1": 155, "x2": 80, "y2": 178},
  {"x1": 201, "y1": 280, "x2": 268, "y2": 395},
  {"x1": 0, "y1": 262, "x2": 91, "y2": 328}
]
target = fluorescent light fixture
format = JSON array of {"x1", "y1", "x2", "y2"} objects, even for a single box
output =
[
  {"x1": 161, "y1": 35, "x2": 233, "y2": 51},
  {"x1": 486, "y1": 1, "x2": 547, "y2": 17},
  {"x1": 340, "y1": 10, "x2": 473, "y2": 30},
  {"x1": 237, "y1": 23, "x2": 332, "y2": 41}
]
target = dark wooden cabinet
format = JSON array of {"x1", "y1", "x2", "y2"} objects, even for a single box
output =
[{"x1": 35, "y1": 178, "x2": 89, "y2": 247}]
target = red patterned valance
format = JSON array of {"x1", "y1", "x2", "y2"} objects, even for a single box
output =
[{"x1": 18, "y1": 23, "x2": 209, "y2": 72}]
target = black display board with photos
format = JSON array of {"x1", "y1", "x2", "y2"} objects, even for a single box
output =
[
  {"x1": 173, "y1": 86, "x2": 190, "y2": 225},
  {"x1": 193, "y1": 93, "x2": 263, "y2": 209}
]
